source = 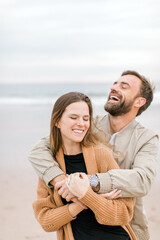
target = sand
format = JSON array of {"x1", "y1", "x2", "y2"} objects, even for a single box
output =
[{"x1": 0, "y1": 104, "x2": 159, "y2": 240}]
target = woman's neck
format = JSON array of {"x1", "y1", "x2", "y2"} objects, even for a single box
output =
[{"x1": 62, "y1": 141, "x2": 82, "y2": 155}]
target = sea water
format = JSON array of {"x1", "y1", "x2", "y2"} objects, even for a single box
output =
[
  {"x1": 0, "y1": 82, "x2": 160, "y2": 107},
  {"x1": 0, "y1": 82, "x2": 159, "y2": 167}
]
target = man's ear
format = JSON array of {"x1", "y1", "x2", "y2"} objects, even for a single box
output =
[{"x1": 134, "y1": 97, "x2": 146, "y2": 108}]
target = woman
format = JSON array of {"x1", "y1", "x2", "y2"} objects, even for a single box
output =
[{"x1": 33, "y1": 92, "x2": 137, "y2": 240}]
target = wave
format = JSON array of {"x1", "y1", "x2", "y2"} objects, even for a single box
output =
[
  {"x1": 0, "y1": 93, "x2": 159, "y2": 106},
  {"x1": 0, "y1": 82, "x2": 160, "y2": 106},
  {"x1": 0, "y1": 97, "x2": 56, "y2": 105}
]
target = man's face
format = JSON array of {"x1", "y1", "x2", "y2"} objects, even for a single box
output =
[{"x1": 104, "y1": 74, "x2": 142, "y2": 116}]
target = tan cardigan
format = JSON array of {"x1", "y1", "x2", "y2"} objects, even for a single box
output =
[{"x1": 33, "y1": 145, "x2": 137, "y2": 240}]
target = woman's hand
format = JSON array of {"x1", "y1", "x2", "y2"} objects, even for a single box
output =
[
  {"x1": 99, "y1": 189, "x2": 122, "y2": 199},
  {"x1": 66, "y1": 172, "x2": 90, "y2": 199},
  {"x1": 55, "y1": 177, "x2": 88, "y2": 209},
  {"x1": 68, "y1": 202, "x2": 87, "y2": 217}
]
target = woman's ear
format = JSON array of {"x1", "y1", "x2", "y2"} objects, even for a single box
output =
[
  {"x1": 134, "y1": 97, "x2": 146, "y2": 108},
  {"x1": 55, "y1": 121, "x2": 60, "y2": 128}
]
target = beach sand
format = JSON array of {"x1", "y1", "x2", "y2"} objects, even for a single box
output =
[{"x1": 0, "y1": 104, "x2": 159, "y2": 240}]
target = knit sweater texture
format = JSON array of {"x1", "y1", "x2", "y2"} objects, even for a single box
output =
[{"x1": 33, "y1": 145, "x2": 137, "y2": 240}]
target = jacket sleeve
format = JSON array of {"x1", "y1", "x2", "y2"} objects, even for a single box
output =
[
  {"x1": 97, "y1": 134, "x2": 159, "y2": 197},
  {"x1": 28, "y1": 136, "x2": 64, "y2": 186},
  {"x1": 80, "y1": 187, "x2": 135, "y2": 226},
  {"x1": 32, "y1": 178, "x2": 76, "y2": 232}
]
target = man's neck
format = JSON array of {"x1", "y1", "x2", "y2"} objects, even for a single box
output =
[{"x1": 108, "y1": 113, "x2": 135, "y2": 135}]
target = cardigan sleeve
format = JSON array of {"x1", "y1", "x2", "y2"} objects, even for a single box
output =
[
  {"x1": 80, "y1": 187, "x2": 135, "y2": 226},
  {"x1": 32, "y1": 178, "x2": 76, "y2": 232},
  {"x1": 79, "y1": 146, "x2": 135, "y2": 226}
]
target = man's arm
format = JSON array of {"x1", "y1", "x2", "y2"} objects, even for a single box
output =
[
  {"x1": 97, "y1": 135, "x2": 159, "y2": 197},
  {"x1": 28, "y1": 136, "x2": 64, "y2": 186},
  {"x1": 29, "y1": 134, "x2": 159, "y2": 198},
  {"x1": 29, "y1": 136, "x2": 88, "y2": 207}
]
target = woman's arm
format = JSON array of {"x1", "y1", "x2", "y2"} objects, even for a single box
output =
[
  {"x1": 32, "y1": 178, "x2": 84, "y2": 232},
  {"x1": 67, "y1": 173, "x2": 135, "y2": 226},
  {"x1": 81, "y1": 187, "x2": 135, "y2": 226},
  {"x1": 66, "y1": 145, "x2": 136, "y2": 226}
]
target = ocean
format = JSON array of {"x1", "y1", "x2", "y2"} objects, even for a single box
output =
[
  {"x1": 0, "y1": 82, "x2": 159, "y2": 167},
  {"x1": 0, "y1": 82, "x2": 160, "y2": 107}
]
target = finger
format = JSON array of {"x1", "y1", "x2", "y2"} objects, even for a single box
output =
[
  {"x1": 61, "y1": 190, "x2": 70, "y2": 199},
  {"x1": 100, "y1": 189, "x2": 122, "y2": 199},
  {"x1": 65, "y1": 193, "x2": 75, "y2": 202},
  {"x1": 68, "y1": 174, "x2": 74, "y2": 185},
  {"x1": 100, "y1": 193, "x2": 109, "y2": 198},
  {"x1": 66, "y1": 176, "x2": 71, "y2": 185},
  {"x1": 111, "y1": 190, "x2": 122, "y2": 199},
  {"x1": 66, "y1": 180, "x2": 72, "y2": 193},
  {"x1": 55, "y1": 179, "x2": 66, "y2": 190},
  {"x1": 69, "y1": 173, "x2": 80, "y2": 183},
  {"x1": 99, "y1": 189, "x2": 117, "y2": 197},
  {"x1": 58, "y1": 185, "x2": 66, "y2": 196},
  {"x1": 109, "y1": 189, "x2": 121, "y2": 197},
  {"x1": 72, "y1": 172, "x2": 80, "y2": 177}
]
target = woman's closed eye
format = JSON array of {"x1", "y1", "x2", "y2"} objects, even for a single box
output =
[
  {"x1": 70, "y1": 117, "x2": 77, "y2": 120},
  {"x1": 70, "y1": 116, "x2": 89, "y2": 121},
  {"x1": 83, "y1": 118, "x2": 89, "y2": 121}
]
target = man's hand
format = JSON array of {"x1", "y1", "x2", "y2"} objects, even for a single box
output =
[
  {"x1": 55, "y1": 177, "x2": 87, "y2": 209},
  {"x1": 99, "y1": 189, "x2": 122, "y2": 199},
  {"x1": 66, "y1": 173, "x2": 90, "y2": 199},
  {"x1": 50, "y1": 174, "x2": 66, "y2": 187},
  {"x1": 55, "y1": 179, "x2": 74, "y2": 199}
]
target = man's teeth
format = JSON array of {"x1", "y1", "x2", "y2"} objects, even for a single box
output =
[
  {"x1": 73, "y1": 130, "x2": 83, "y2": 133},
  {"x1": 110, "y1": 96, "x2": 119, "y2": 101}
]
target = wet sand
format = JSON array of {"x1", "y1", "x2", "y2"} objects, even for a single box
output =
[{"x1": 0, "y1": 104, "x2": 159, "y2": 240}]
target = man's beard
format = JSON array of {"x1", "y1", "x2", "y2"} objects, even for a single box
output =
[{"x1": 104, "y1": 98, "x2": 135, "y2": 116}]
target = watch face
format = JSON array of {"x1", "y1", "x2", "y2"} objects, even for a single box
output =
[{"x1": 89, "y1": 175, "x2": 99, "y2": 186}]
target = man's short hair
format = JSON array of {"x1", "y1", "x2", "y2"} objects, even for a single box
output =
[{"x1": 121, "y1": 70, "x2": 154, "y2": 116}]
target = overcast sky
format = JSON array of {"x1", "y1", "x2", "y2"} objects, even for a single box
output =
[{"x1": 1, "y1": 0, "x2": 160, "y2": 83}]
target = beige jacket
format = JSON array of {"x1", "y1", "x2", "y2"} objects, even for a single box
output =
[
  {"x1": 29, "y1": 115, "x2": 159, "y2": 240},
  {"x1": 33, "y1": 145, "x2": 137, "y2": 240}
]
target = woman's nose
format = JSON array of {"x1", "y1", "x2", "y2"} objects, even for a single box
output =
[{"x1": 77, "y1": 118, "x2": 84, "y2": 126}]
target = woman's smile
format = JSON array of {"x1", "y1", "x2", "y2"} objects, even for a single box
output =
[{"x1": 57, "y1": 101, "x2": 90, "y2": 148}]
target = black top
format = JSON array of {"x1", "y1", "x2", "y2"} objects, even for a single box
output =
[{"x1": 62, "y1": 153, "x2": 131, "y2": 240}]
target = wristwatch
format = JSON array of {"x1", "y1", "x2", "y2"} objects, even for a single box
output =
[{"x1": 89, "y1": 174, "x2": 100, "y2": 192}]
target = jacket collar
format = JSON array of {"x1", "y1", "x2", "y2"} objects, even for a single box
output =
[{"x1": 106, "y1": 114, "x2": 138, "y2": 136}]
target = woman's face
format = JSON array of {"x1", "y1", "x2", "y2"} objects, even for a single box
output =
[{"x1": 57, "y1": 101, "x2": 90, "y2": 145}]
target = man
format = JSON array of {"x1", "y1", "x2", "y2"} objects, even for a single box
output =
[{"x1": 29, "y1": 70, "x2": 159, "y2": 240}]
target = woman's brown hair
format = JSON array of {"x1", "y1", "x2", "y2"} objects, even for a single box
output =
[{"x1": 50, "y1": 92, "x2": 101, "y2": 158}]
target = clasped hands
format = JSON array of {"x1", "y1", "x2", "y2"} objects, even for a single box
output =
[{"x1": 55, "y1": 173, "x2": 121, "y2": 209}]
